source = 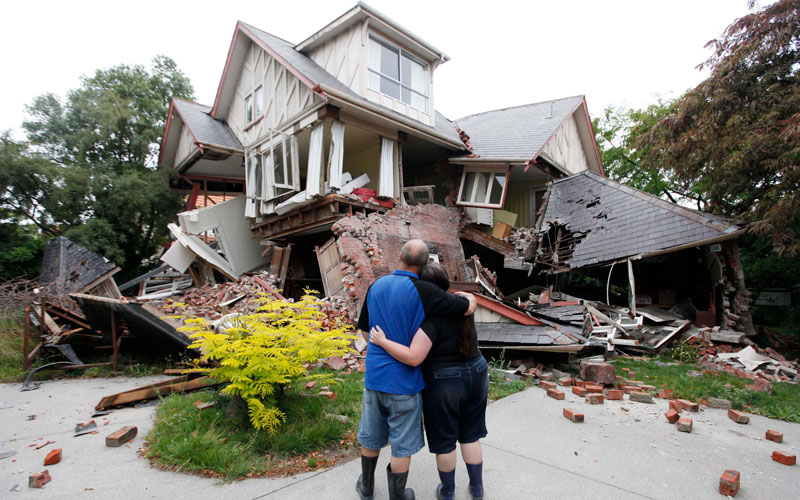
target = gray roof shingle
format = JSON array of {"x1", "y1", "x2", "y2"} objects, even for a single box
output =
[
  {"x1": 538, "y1": 171, "x2": 742, "y2": 269},
  {"x1": 39, "y1": 237, "x2": 117, "y2": 293},
  {"x1": 454, "y1": 95, "x2": 584, "y2": 160},
  {"x1": 173, "y1": 99, "x2": 243, "y2": 151}
]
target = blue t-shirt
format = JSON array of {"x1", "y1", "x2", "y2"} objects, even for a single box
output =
[{"x1": 362, "y1": 270, "x2": 426, "y2": 395}]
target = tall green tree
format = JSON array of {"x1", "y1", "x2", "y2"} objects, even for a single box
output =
[
  {"x1": 635, "y1": 0, "x2": 800, "y2": 255},
  {"x1": 14, "y1": 56, "x2": 194, "y2": 279}
]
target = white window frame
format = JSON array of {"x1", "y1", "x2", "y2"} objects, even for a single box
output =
[
  {"x1": 254, "y1": 86, "x2": 264, "y2": 118},
  {"x1": 456, "y1": 165, "x2": 510, "y2": 209},
  {"x1": 367, "y1": 33, "x2": 429, "y2": 113},
  {"x1": 244, "y1": 94, "x2": 254, "y2": 124},
  {"x1": 260, "y1": 135, "x2": 300, "y2": 202}
]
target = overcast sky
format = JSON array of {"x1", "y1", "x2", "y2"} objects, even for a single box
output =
[{"x1": 1, "y1": 0, "x2": 767, "y2": 138}]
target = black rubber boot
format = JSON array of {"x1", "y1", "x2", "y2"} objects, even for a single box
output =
[
  {"x1": 386, "y1": 463, "x2": 415, "y2": 500},
  {"x1": 435, "y1": 469, "x2": 455, "y2": 500},
  {"x1": 356, "y1": 455, "x2": 379, "y2": 500},
  {"x1": 465, "y1": 462, "x2": 484, "y2": 500}
]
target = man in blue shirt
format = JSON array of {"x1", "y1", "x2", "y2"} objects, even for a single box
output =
[{"x1": 355, "y1": 239, "x2": 476, "y2": 500}]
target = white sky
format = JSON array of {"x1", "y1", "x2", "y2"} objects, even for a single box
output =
[{"x1": 1, "y1": 0, "x2": 766, "y2": 138}]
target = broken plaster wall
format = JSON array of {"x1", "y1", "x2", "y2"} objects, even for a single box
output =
[{"x1": 331, "y1": 203, "x2": 465, "y2": 318}]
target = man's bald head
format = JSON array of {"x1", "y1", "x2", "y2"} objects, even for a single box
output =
[{"x1": 400, "y1": 239, "x2": 429, "y2": 270}]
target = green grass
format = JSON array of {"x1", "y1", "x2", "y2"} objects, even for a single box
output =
[
  {"x1": 488, "y1": 369, "x2": 532, "y2": 400},
  {"x1": 145, "y1": 369, "x2": 365, "y2": 480},
  {"x1": 0, "y1": 310, "x2": 41, "y2": 382},
  {"x1": 612, "y1": 357, "x2": 800, "y2": 422}
]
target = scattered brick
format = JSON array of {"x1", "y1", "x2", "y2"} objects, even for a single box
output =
[
  {"x1": 628, "y1": 371, "x2": 636, "y2": 379},
  {"x1": 557, "y1": 376, "x2": 573, "y2": 387},
  {"x1": 573, "y1": 379, "x2": 586, "y2": 388},
  {"x1": 629, "y1": 391, "x2": 654, "y2": 404},
  {"x1": 579, "y1": 362, "x2": 616, "y2": 385},
  {"x1": 305, "y1": 381, "x2": 318, "y2": 390},
  {"x1": 547, "y1": 388, "x2": 565, "y2": 400},
  {"x1": 664, "y1": 409, "x2": 680, "y2": 424},
  {"x1": 105, "y1": 426, "x2": 137, "y2": 447},
  {"x1": 571, "y1": 386, "x2": 587, "y2": 397},
  {"x1": 29, "y1": 470, "x2": 51, "y2": 489},
  {"x1": 677, "y1": 418, "x2": 693, "y2": 433},
  {"x1": 746, "y1": 377, "x2": 773, "y2": 394},
  {"x1": 657, "y1": 389, "x2": 674, "y2": 399},
  {"x1": 585, "y1": 393, "x2": 604, "y2": 405},
  {"x1": 626, "y1": 380, "x2": 644, "y2": 387},
  {"x1": 640, "y1": 384, "x2": 656, "y2": 392},
  {"x1": 585, "y1": 383, "x2": 604, "y2": 394},
  {"x1": 318, "y1": 391, "x2": 337, "y2": 400},
  {"x1": 765, "y1": 430, "x2": 783, "y2": 443},
  {"x1": 604, "y1": 389, "x2": 624, "y2": 400},
  {"x1": 706, "y1": 397, "x2": 732, "y2": 409},
  {"x1": 719, "y1": 469, "x2": 740, "y2": 497},
  {"x1": 563, "y1": 408, "x2": 584, "y2": 423},
  {"x1": 728, "y1": 409, "x2": 750, "y2": 424},
  {"x1": 43, "y1": 448, "x2": 61, "y2": 466},
  {"x1": 678, "y1": 399, "x2": 699, "y2": 412},
  {"x1": 772, "y1": 450, "x2": 796, "y2": 466},
  {"x1": 669, "y1": 400, "x2": 683, "y2": 413},
  {"x1": 621, "y1": 385, "x2": 639, "y2": 394},
  {"x1": 540, "y1": 381, "x2": 557, "y2": 391}
]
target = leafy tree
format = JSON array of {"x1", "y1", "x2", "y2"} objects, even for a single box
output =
[
  {"x1": 0, "y1": 223, "x2": 45, "y2": 279},
  {"x1": 9, "y1": 56, "x2": 194, "y2": 279},
  {"x1": 635, "y1": 0, "x2": 800, "y2": 255}
]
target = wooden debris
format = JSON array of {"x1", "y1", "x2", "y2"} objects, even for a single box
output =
[{"x1": 95, "y1": 376, "x2": 216, "y2": 410}]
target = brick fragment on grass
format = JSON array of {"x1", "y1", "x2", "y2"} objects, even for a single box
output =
[
  {"x1": 563, "y1": 408, "x2": 584, "y2": 423},
  {"x1": 629, "y1": 391, "x2": 654, "y2": 404},
  {"x1": 604, "y1": 389, "x2": 623, "y2": 400},
  {"x1": 585, "y1": 393, "x2": 604, "y2": 405},
  {"x1": 664, "y1": 409, "x2": 680, "y2": 424},
  {"x1": 772, "y1": 450, "x2": 796, "y2": 466},
  {"x1": 677, "y1": 418, "x2": 693, "y2": 433},
  {"x1": 677, "y1": 399, "x2": 699, "y2": 412},
  {"x1": 43, "y1": 448, "x2": 61, "y2": 466},
  {"x1": 106, "y1": 426, "x2": 138, "y2": 447},
  {"x1": 547, "y1": 388, "x2": 565, "y2": 400},
  {"x1": 765, "y1": 430, "x2": 783, "y2": 443},
  {"x1": 719, "y1": 469, "x2": 740, "y2": 497},
  {"x1": 29, "y1": 470, "x2": 51, "y2": 488},
  {"x1": 727, "y1": 409, "x2": 750, "y2": 424},
  {"x1": 571, "y1": 386, "x2": 587, "y2": 397}
]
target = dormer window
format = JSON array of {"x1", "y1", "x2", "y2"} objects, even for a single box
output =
[{"x1": 367, "y1": 33, "x2": 429, "y2": 113}]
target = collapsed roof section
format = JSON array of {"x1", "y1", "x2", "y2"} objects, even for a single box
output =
[
  {"x1": 528, "y1": 171, "x2": 744, "y2": 272},
  {"x1": 39, "y1": 237, "x2": 120, "y2": 297}
]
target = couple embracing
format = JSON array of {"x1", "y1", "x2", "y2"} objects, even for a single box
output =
[{"x1": 355, "y1": 239, "x2": 488, "y2": 500}]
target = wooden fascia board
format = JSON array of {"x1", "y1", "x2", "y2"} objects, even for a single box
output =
[
  {"x1": 158, "y1": 100, "x2": 182, "y2": 166},
  {"x1": 523, "y1": 97, "x2": 585, "y2": 173},
  {"x1": 579, "y1": 97, "x2": 606, "y2": 176},
  {"x1": 295, "y1": 5, "x2": 363, "y2": 53},
  {"x1": 474, "y1": 294, "x2": 544, "y2": 326}
]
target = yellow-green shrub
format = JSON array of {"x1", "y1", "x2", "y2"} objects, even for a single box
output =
[{"x1": 182, "y1": 291, "x2": 357, "y2": 432}]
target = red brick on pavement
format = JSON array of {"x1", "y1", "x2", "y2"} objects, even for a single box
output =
[
  {"x1": 585, "y1": 383, "x2": 604, "y2": 394},
  {"x1": 629, "y1": 391, "x2": 654, "y2": 404},
  {"x1": 664, "y1": 409, "x2": 680, "y2": 424},
  {"x1": 571, "y1": 386, "x2": 587, "y2": 397},
  {"x1": 43, "y1": 448, "x2": 61, "y2": 466},
  {"x1": 728, "y1": 409, "x2": 750, "y2": 424},
  {"x1": 106, "y1": 426, "x2": 138, "y2": 447},
  {"x1": 557, "y1": 376, "x2": 573, "y2": 387},
  {"x1": 669, "y1": 400, "x2": 683, "y2": 413},
  {"x1": 772, "y1": 450, "x2": 796, "y2": 466},
  {"x1": 540, "y1": 380, "x2": 557, "y2": 391},
  {"x1": 677, "y1": 418, "x2": 693, "y2": 433},
  {"x1": 585, "y1": 393, "x2": 604, "y2": 404},
  {"x1": 677, "y1": 399, "x2": 699, "y2": 412},
  {"x1": 604, "y1": 389, "x2": 624, "y2": 400},
  {"x1": 657, "y1": 389, "x2": 674, "y2": 399},
  {"x1": 766, "y1": 430, "x2": 783, "y2": 443},
  {"x1": 579, "y1": 362, "x2": 616, "y2": 385},
  {"x1": 547, "y1": 388, "x2": 565, "y2": 400},
  {"x1": 719, "y1": 470, "x2": 740, "y2": 497},
  {"x1": 29, "y1": 470, "x2": 51, "y2": 489},
  {"x1": 563, "y1": 408, "x2": 584, "y2": 423}
]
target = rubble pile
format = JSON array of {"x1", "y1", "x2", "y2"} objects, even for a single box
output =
[
  {"x1": 696, "y1": 342, "x2": 799, "y2": 388},
  {"x1": 158, "y1": 273, "x2": 281, "y2": 320}
]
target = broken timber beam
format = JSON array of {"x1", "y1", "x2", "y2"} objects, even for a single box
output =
[
  {"x1": 95, "y1": 375, "x2": 215, "y2": 410},
  {"x1": 460, "y1": 227, "x2": 515, "y2": 256}
]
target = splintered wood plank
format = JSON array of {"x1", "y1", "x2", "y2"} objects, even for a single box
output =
[{"x1": 95, "y1": 376, "x2": 214, "y2": 410}]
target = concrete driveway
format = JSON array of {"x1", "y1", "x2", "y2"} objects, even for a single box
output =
[{"x1": 1, "y1": 376, "x2": 797, "y2": 499}]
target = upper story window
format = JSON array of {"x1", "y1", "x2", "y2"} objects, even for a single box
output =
[
  {"x1": 245, "y1": 86, "x2": 265, "y2": 125},
  {"x1": 367, "y1": 34, "x2": 429, "y2": 113},
  {"x1": 245, "y1": 94, "x2": 254, "y2": 123},
  {"x1": 456, "y1": 166, "x2": 509, "y2": 209}
]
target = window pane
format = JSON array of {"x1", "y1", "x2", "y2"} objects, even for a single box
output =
[
  {"x1": 245, "y1": 95, "x2": 253, "y2": 123},
  {"x1": 380, "y1": 76, "x2": 400, "y2": 100},
  {"x1": 255, "y1": 87, "x2": 264, "y2": 116},
  {"x1": 489, "y1": 172, "x2": 506, "y2": 205},
  {"x1": 459, "y1": 172, "x2": 477, "y2": 202},
  {"x1": 254, "y1": 154, "x2": 262, "y2": 198},
  {"x1": 401, "y1": 54, "x2": 412, "y2": 87},
  {"x1": 401, "y1": 87, "x2": 411, "y2": 105},
  {"x1": 273, "y1": 145, "x2": 285, "y2": 185},
  {"x1": 475, "y1": 172, "x2": 489, "y2": 203},
  {"x1": 379, "y1": 43, "x2": 399, "y2": 80},
  {"x1": 403, "y1": 55, "x2": 428, "y2": 96}
]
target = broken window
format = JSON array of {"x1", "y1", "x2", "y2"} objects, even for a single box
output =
[
  {"x1": 367, "y1": 34, "x2": 429, "y2": 113},
  {"x1": 261, "y1": 135, "x2": 300, "y2": 201},
  {"x1": 456, "y1": 166, "x2": 509, "y2": 209}
]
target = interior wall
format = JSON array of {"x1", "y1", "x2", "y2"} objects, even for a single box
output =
[{"x1": 343, "y1": 140, "x2": 380, "y2": 191}]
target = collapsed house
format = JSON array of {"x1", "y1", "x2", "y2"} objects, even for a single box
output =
[{"x1": 23, "y1": 3, "x2": 771, "y2": 374}]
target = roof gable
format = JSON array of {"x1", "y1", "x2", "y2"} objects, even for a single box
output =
[{"x1": 39, "y1": 237, "x2": 118, "y2": 294}]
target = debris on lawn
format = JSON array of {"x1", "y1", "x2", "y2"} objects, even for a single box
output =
[{"x1": 95, "y1": 376, "x2": 217, "y2": 411}]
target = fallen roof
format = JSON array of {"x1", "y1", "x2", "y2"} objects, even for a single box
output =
[
  {"x1": 534, "y1": 170, "x2": 743, "y2": 269},
  {"x1": 172, "y1": 99, "x2": 243, "y2": 152},
  {"x1": 453, "y1": 95, "x2": 585, "y2": 161},
  {"x1": 39, "y1": 237, "x2": 118, "y2": 294}
]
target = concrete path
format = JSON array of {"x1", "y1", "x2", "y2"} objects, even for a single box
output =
[{"x1": 1, "y1": 376, "x2": 797, "y2": 499}]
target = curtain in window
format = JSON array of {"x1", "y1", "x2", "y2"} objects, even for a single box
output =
[
  {"x1": 290, "y1": 135, "x2": 300, "y2": 190},
  {"x1": 409, "y1": 59, "x2": 428, "y2": 112},
  {"x1": 379, "y1": 137, "x2": 395, "y2": 199},
  {"x1": 306, "y1": 122, "x2": 324, "y2": 198},
  {"x1": 245, "y1": 153, "x2": 257, "y2": 217},
  {"x1": 367, "y1": 38, "x2": 381, "y2": 92},
  {"x1": 328, "y1": 120, "x2": 345, "y2": 190},
  {"x1": 260, "y1": 153, "x2": 271, "y2": 214}
]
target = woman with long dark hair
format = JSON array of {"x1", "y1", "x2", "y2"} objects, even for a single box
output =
[{"x1": 370, "y1": 263, "x2": 487, "y2": 500}]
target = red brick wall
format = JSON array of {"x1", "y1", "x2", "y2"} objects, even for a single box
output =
[{"x1": 332, "y1": 204, "x2": 465, "y2": 319}]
